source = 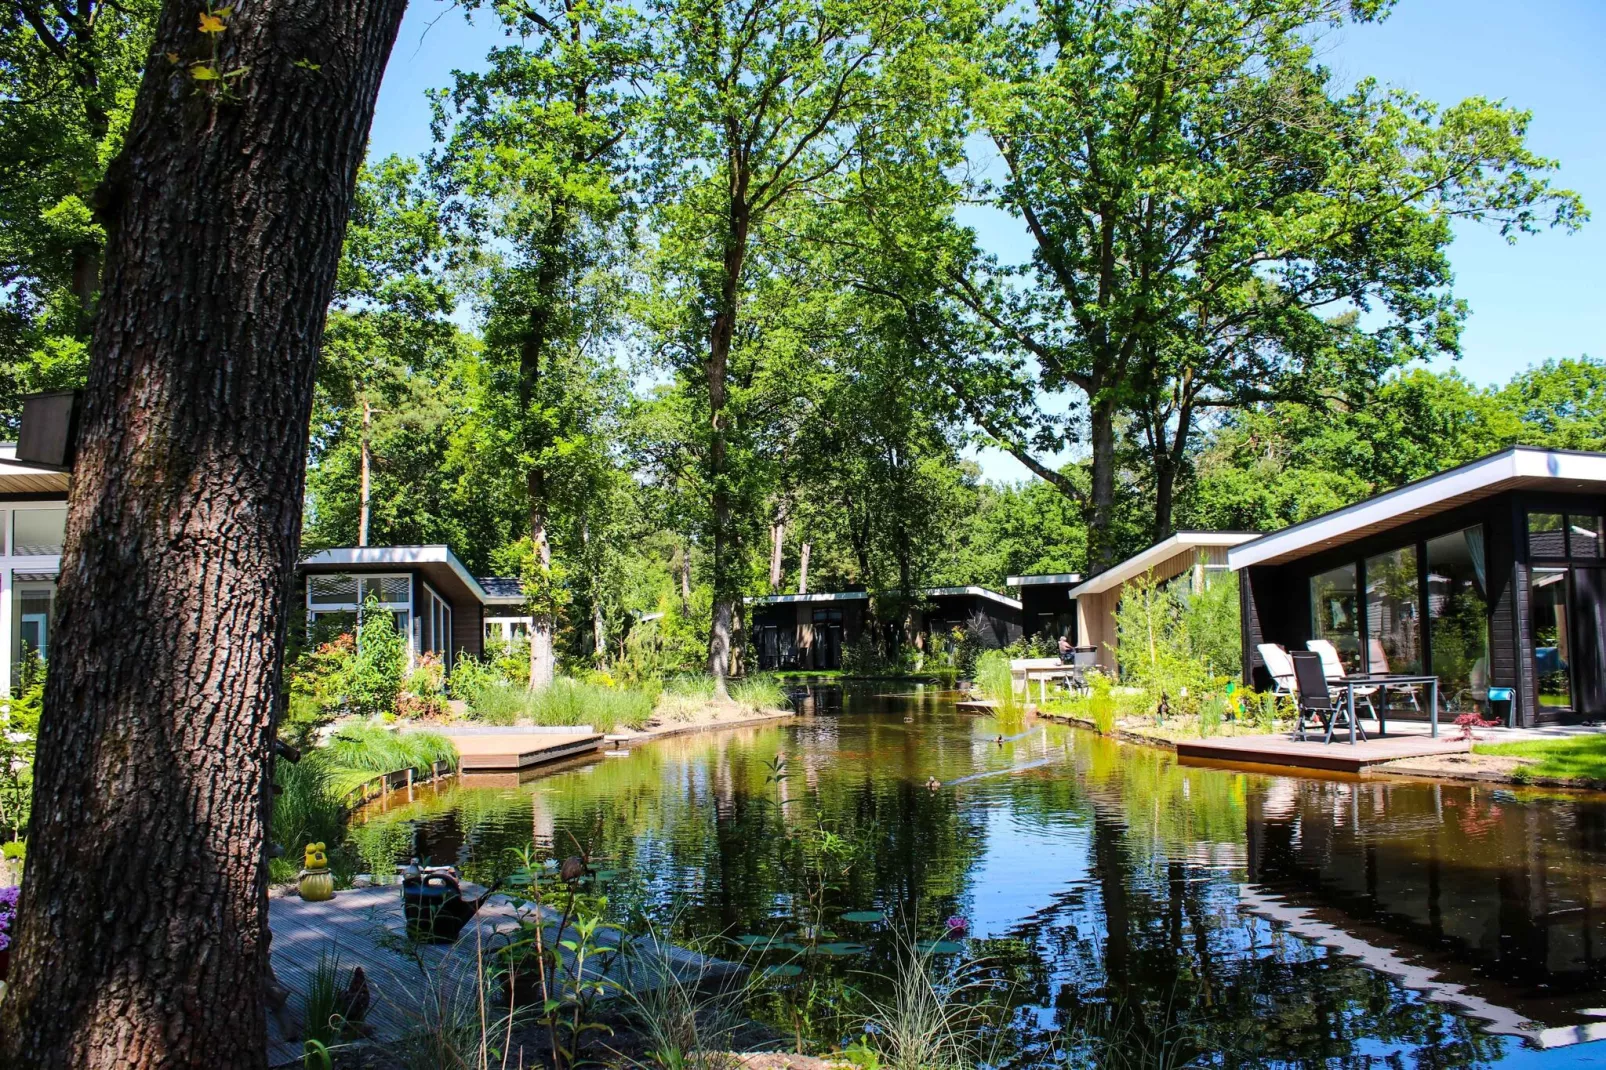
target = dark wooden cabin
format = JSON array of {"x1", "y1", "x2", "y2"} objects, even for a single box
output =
[
  {"x1": 297, "y1": 545, "x2": 494, "y2": 669},
  {"x1": 1006, "y1": 573, "x2": 1082, "y2": 644},
  {"x1": 1231, "y1": 447, "x2": 1606, "y2": 725}
]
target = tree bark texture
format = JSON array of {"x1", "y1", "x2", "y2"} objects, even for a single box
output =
[
  {"x1": 1087, "y1": 397, "x2": 1118, "y2": 573},
  {"x1": 768, "y1": 521, "x2": 784, "y2": 592},
  {"x1": 527, "y1": 471, "x2": 556, "y2": 692},
  {"x1": 0, "y1": 0, "x2": 406, "y2": 1064},
  {"x1": 798, "y1": 542, "x2": 810, "y2": 595},
  {"x1": 704, "y1": 192, "x2": 749, "y2": 697}
]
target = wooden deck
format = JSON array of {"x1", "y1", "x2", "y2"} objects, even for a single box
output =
[
  {"x1": 438, "y1": 728, "x2": 603, "y2": 771},
  {"x1": 267, "y1": 885, "x2": 737, "y2": 1066},
  {"x1": 1176, "y1": 732, "x2": 1470, "y2": 774}
]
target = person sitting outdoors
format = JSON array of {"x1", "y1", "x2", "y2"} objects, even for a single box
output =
[{"x1": 1058, "y1": 634, "x2": 1073, "y2": 662}]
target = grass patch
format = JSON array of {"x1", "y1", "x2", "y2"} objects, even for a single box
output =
[
  {"x1": 462, "y1": 677, "x2": 657, "y2": 733},
  {"x1": 1472, "y1": 736, "x2": 1606, "y2": 781}
]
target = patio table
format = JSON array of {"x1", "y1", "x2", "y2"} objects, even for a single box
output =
[
  {"x1": 1333, "y1": 673, "x2": 1440, "y2": 742},
  {"x1": 1023, "y1": 666, "x2": 1082, "y2": 704}
]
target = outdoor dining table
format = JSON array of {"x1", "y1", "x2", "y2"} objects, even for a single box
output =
[{"x1": 1332, "y1": 673, "x2": 1440, "y2": 742}]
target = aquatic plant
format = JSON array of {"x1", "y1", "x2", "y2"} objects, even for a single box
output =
[
  {"x1": 729, "y1": 673, "x2": 788, "y2": 712},
  {"x1": 849, "y1": 932, "x2": 1004, "y2": 1070},
  {"x1": 493, "y1": 845, "x2": 623, "y2": 1069},
  {"x1": 973, "y1": 650, "x2": 1020, "y2": 714},
  {"x1": 1087, "y1": 672, "x2": 1116, "y2": 735},
  {"x1": 617, "y1": 920, "x2": 751, "y2": 1070}
]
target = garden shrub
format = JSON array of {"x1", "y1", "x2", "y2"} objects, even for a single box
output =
[{"x1": 345, "y1": 598, "x2": 406, "y2": 717}]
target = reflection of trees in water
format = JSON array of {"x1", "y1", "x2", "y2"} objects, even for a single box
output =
[{"x1": 356, "y1": 702, "x2": 1567, "y2": 1066}]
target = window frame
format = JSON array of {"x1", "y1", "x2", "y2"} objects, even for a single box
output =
[{"x1": 304, "y1": 571, "x2": 414, "y2": 657}]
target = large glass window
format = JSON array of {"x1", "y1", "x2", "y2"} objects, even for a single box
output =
[
  {"x1": 1571, "y1": 515, "x2": 1605, "y2": 559},
  {"x1": 1365, "y1": 547, "x2": 1421, "y2": 674},
  {"x1": 11, "y1": 578, "x2": 55, "y2": 670},
  {"x1": 1426, "y1": 527, "x2": 1489, "y2": 712},
  {"x1": 12, "y1": 508, "x2": 66, "y2": 556},
  {"x1": 1531, "y1": 568, "x2": 1571, "y2": 709},
  {"x1": 304, "y1": 572, "x2": 412, "y2": 655},
  {"x1": 1310, "y1": 564, "x2": 1361, "y2": 672},
  {"x1": 1529, "y1": 513, "x2": 1566, "y2": 558}
]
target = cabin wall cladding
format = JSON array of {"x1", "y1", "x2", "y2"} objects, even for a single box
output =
[{"x1": 1239, "y1": 483, "x2": 1606, "y2": 726}]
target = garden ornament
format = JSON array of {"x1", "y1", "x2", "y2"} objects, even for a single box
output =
[{"x1": 298, "y1": 842, "x2": 334, "y2": 902}]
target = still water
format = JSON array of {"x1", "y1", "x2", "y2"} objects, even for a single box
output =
[{"x1": 356, "y1": 684, "x2": 1606, "y2": 1067}]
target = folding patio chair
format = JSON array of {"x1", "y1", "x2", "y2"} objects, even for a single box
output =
[
  {"x1": 1292, "y1": 649, "x2": 1367, "y2": 744},
  {"x1": 1306, "y1": 639, "x2": 1379, "y2": 719},
  {"x1": 1367, "y1": 638, "x2": 1423, "y2": 712},
  {"x1": 1256, "y1": 643, "x2": 1296, "y2": 696}
]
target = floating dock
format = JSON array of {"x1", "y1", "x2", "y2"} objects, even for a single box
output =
[
  {"x1": 1175, "y1": 732, "x2": 1469, "y2": 774},
  {"x1": 435, "y1": 727, "x2": 604, "y2": 771}
]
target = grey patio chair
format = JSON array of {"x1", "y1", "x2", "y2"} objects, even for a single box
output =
[
  {"x1": 1307, "y1": 639, "x2": 1379, "y2": 719},
  {"x1": 1292, "y1": 649, "x2": 1367, "y2": 744}
]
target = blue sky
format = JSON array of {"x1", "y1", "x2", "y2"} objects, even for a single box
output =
[{"x1": 367, "y1": 0, "x2": 1605, "y2": 479}]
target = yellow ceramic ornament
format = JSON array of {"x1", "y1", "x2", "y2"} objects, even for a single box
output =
[{"x1": 298, "y1": 841, "x2": 334, "y2": 902}]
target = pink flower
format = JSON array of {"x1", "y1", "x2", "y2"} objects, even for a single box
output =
[{"x1": 943, "y1": 915, "x2": 968, "y2": 934}]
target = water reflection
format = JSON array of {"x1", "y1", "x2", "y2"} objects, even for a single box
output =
[{"x1": 352, "y1": 683, "x2": 1606, "y2": 1066}]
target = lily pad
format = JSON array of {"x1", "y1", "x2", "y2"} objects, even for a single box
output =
[
  {"x1": 815, "y1": 942, "x2": 870, "y2": 956},
  {"x1": 763, "y1": 964, "x2": 803, "y2": 978},
  {"x1": 915, "y1": 940, "x2": 965, "y2": 954},
  {"x1": 731, "y1": 934, "x2": 802, "y2": 952},
  {"x1": 840, "y1": 910, "x2": 885, "y2": 924},
  {"x1": 591, "y1": 869, "x2": 622, "y2": 882},
  {"x1": 504, "y1": 873, "x2": 533, "y2": 887}
]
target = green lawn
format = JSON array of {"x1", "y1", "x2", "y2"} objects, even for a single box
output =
[{"x1": 1472, "y1": 735, "x2": 1606, "y2": 781}]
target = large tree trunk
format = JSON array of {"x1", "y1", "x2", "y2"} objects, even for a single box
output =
[
  {"x1": 704, "y1": 191, "x2": 750, "y2": 699},
  {"x1": 1087, "y1": 394, "x2": 1119, "y2": 572},
  {"x1": 798, "y1": 542, "x2": 810, "y2": 594},
  {"x1": 0, "y1": 0, "x2": 405, "y2": 1064},
  {"x1": 1151, "y1": 396, "x2": 1194, "y2": 544},
  {"x1": 769, "y1": 520, "x2": 784, "y2": 591},
  {"x1": 528, "y1": 473, "x2": 556, "y2": 691}
]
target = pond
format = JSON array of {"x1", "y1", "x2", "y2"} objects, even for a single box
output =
[{"x1": 354, "y1": 683, "x2": 1606, "y2": 1068}]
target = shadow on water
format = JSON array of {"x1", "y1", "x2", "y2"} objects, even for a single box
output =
[{"x1": 352, "y1": 680, "x2": 1606, "y2": 1066}]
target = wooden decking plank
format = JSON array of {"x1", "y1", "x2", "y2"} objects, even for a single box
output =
[{"x1": 1175, "y1": 733, "x2": 1469, "y2": 774}]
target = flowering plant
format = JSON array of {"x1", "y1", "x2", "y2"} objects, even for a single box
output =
[{"x1": 0, "y1": 884, "x2": 20, "y2": 951}]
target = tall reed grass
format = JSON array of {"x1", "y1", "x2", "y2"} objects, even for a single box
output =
[
  {"x1": 973, "y1": 650, "x2": 1021, "y2": 715},
  {"x1": 462, "y1": 677, "x2": 656, "y2": 732}
]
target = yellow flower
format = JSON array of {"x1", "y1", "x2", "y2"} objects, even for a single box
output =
[{"x1": 198, "y1": 11, "x2": 225, "y2": 32}]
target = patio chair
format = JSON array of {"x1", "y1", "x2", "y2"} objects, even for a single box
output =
[
  {"x1": 1292, "y1": 650, "x2": 1367, "y2": 744},
  {"x1": 1256, "y1": 643, "x2": 1296, "y2": 695},
  {"x1": 1306, "y1": 639, "x2": 1379, "y2": 719},
  {"x1": 1367, "y1": 638, "x2": 1423, "y2": 712}
]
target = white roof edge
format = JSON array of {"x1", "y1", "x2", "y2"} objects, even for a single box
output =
[
  {"x1": 1227, "y1": 447, "x2": 1606, "y2": 570},
  {"x1": 921, "y1": 586, "x2": 1023, "y2": 611},
  {"x1": 300, "y1": 545, "x2": 490, "y2": 603},
  {"x1": 1006, "y1": 573, "x2": 1083, "y2": 587},
  {"x1": 747, "y1": 591, "x2": 871, "y2": 605},
  {"x1": 1071, "y1": 532, "x2": 1260, "y2": 596}
]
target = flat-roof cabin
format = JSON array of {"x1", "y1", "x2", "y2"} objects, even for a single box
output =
[{"x1": 1229, "y1": 447, "x2": 1606, "y2": 726}]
